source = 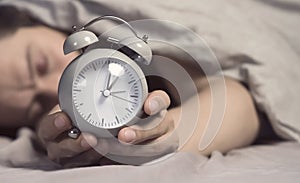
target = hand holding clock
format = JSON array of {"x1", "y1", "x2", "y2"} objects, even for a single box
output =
[
  {"x1": 36, "y1": 90, "x2": 177, "y2": 167},
  {"x1": 36, "y1": 16, "x2": 178, "y2": 167}
]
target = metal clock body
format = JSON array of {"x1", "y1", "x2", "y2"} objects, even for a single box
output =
[{"x1": 58, "y1": 48, "x2": 148, "y2": 138}]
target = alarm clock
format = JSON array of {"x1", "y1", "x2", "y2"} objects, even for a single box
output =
[{"x1": 58, "y1": 16, "x2": 152, "y2": 138}]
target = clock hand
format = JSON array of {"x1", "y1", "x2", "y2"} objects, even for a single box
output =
[
  {"x1": 100, "y1": 90, "x2": 126, "y2": 98},
  {"x1": 99, "y1": 90, "x2": 126, "y2": 94},
  {"x1": 108, "y1": 76, "x2": 119, "y2": 90},
  {"x1": 110, "y1": 90, "x2": 127, "y2": 94},
  {"x1": 105, "y1": 72, "x2": 111, "y2": 90},
  {"x1": 111, "y1": 94, "x2": 137, "y2": 104}
]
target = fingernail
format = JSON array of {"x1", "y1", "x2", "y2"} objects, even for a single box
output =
[
  {"x1": 149, "y1": 96, "x2": 163, "y2": 115},
  {"x1": 54, "y1": 116, "x2": 66, "y2": 129},
  {"x1": 124, "y1": 129, "x2": 136, "y2": 143}
]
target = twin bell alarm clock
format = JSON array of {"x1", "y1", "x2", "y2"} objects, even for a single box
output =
[{"x1": 58, "y1": 16, "x2": 152, "y2": 138}]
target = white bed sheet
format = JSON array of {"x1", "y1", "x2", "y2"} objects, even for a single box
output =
[{"x1": 0, "y1": 128, "x2": 299, "y2": 183}]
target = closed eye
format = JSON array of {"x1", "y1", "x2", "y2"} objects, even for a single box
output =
[{"x1": 35, "y1": 56, "x2": 49, "y2": 76}]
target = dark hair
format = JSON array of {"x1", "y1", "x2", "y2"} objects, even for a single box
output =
[{"x1": 0, "y1": 6, "x2": 41, "y2": 38}]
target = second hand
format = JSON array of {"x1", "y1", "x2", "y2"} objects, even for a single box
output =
[{"x1": 111, "y1": 94, "x2": 136, "y2": 104}]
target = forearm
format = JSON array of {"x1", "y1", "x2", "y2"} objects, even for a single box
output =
[{"x1": 175, "y1": 77, "x2": 260, "y2": 155}]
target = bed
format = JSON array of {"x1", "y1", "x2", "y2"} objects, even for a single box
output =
[
  {"x1": 0, "y1": 128, "x2": 300, "y2": 182},
  {"x1": 0, "y1": 0, "x2": 300, "y2": 182}
]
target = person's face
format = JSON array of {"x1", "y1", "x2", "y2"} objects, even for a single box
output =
[{"x1": 0, "y1": 26, "x2": 78, "y2": 127}]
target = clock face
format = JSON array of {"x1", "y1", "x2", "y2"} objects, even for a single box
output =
[{"x1": 72, "y1": 58, "x2": 145, "y2": 129}]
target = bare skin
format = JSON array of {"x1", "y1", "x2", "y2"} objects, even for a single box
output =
[
  {"x1": 0, "y1": 26, "x2": 77, "y2": 127},
  {"x1": 0, "y1": 25, "x2": 260, "y2": 167},
  {"x1": 179, "y1": 77, "x2": 260, "y2": 155}
]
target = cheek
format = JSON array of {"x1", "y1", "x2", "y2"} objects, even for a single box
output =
[
  {"x1": 50, "y1": 48, "x2": 79, "y2": 75},
  {"x1": 0, "y1": 90, "x2": 34, "y2": 125},
  {"x1": 4, "y1": 90, "x2": 33, "y2": 110},
  {"x1": 36, "y1": 30, "x2": 78, "y2": 76}
]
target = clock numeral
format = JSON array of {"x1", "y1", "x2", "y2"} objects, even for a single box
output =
[
  {"x1": 130, "y1": 95, "x2": 138, "y2": 98},
  {"x1": 101, "y1": 118, "x2": 104, "y2": 126},
  {"x1": 86, "y1": 113, "x2": 92, "y2": 121},
  {"x1": 73, "y1": 89, "x2": 82, "y2": 92},
  {"x1": 125, "y1": 108, "x2": 132, "y2": 113},
  {"x1": 92, "y1": 63, "x2": 97, "y2": 71},
  {"x1": 128, "y1": 80, "x2": 136, "y2": 84},
  {"x1": 91, "y1": 120, "x2": 95, "y2": 125},
  {"x1": 115, "y1": 116, "x2": 120, "y2": 124},
  {"x1": 79, "y1": 73, "x2": 86, "y2": 79}
]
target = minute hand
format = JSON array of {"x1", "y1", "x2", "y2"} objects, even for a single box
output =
[
  {"x1": 105, "y1": 72, "x2": 111, "y2": 90},
  {"x1": 108, "y1": 76, "x2": 119, "y2": 90}
]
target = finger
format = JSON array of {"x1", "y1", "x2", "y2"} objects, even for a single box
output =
[
  {"x1": 144, "y1": 90, "x2": 171, "y2": 115},
  {"x1": 118, "y1": 113, "x2": 174, "y2": 144},
  {"x1": 37, "y1": 111, "x2": 72, "y2": 144},
  {"x1": 37, "y1": 112, "x2": 72, "y2": 144},
  {"x1": 47, "y1": 133, "x2": 97, "y2": 162}
]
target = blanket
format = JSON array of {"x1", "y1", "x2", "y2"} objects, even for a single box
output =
[
  {"x1": 1, "y1": 0, "x2": 300, "y2": 141},
  {"x1": 0, "y1": 128, "x2": 300, "y2": 182}
]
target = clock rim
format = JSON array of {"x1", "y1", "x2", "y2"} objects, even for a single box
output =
[{"x1": 58, "y1": 48, "x2": 148, "y2": 137}]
